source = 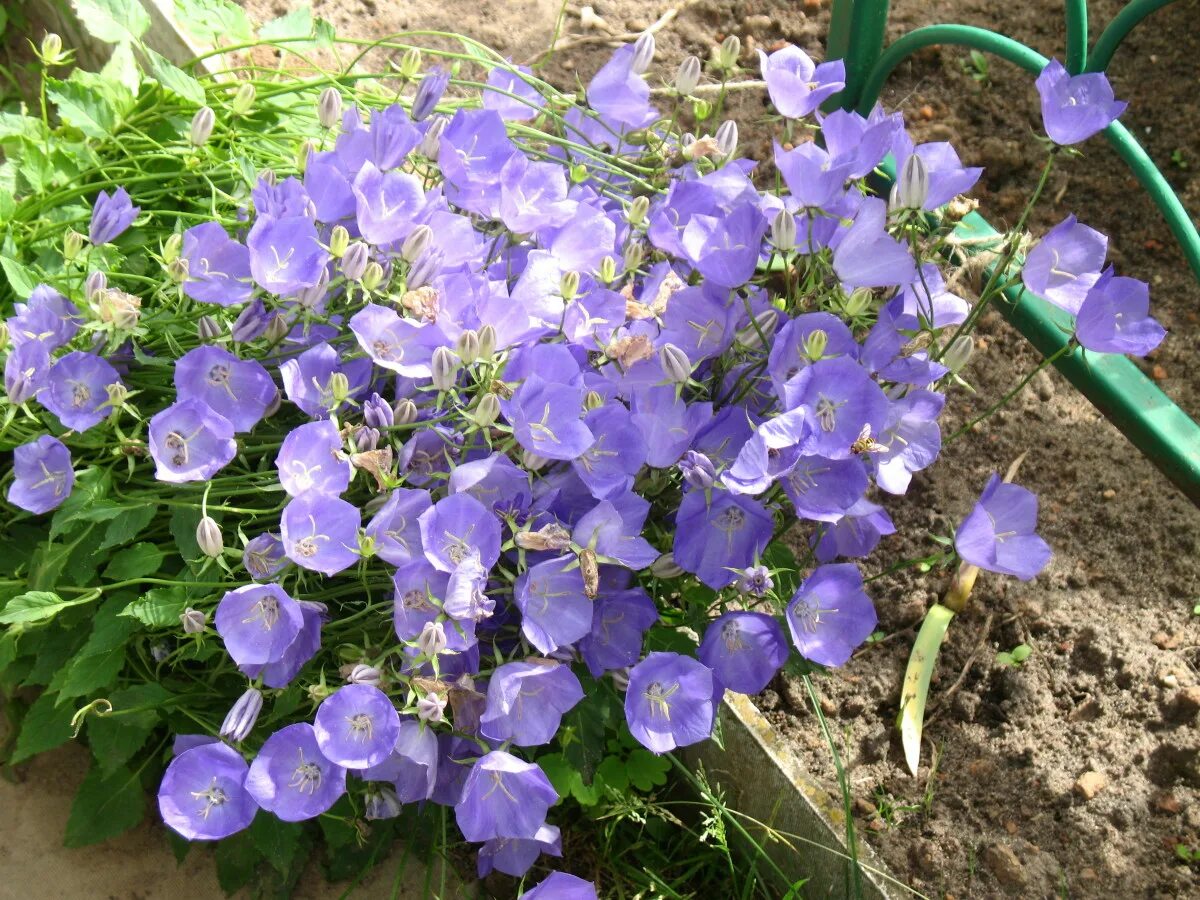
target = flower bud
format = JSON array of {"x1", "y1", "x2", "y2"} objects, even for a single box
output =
[
  {"x1": 190, "y1": 106, "x2": 215, "y2": 147},
  {"x1": 472, "y1": 392, "x2": 500, "y2": 427},
  {"x1": 431, "y1": 346, "x2": 459, "y2": 391},
  {"x1": 521, "y1": 449, "x2": 549, "y2": 471},
  {"x1": 456, "y1": 329, "x2": 481, "y2": 364},
  {"x1": 559, "y1": 270, "x2": 580, "y2": 301},
  {"x1": 328, "y1": 225, "x2": 350, "y2": 258},
  {"x1": 63, "y1": 229, "x2": 84, "y2": 261},
  {"x1": 317, "y1": 87, "x2": 342, "y2": 129},
  {"x1": 40, "y1": 33, "x2": 66, "y2": 66},
  {"x1": 841, "y1": 288, "x2": 873, "y2": 318},
  {"x1": 197, "y1": 315, "x2": 222, "y2": 342},
  {"x1": 717, "y1": 34, "x2": 741, "y2": 70},
  {"x1": 692, "y1": 97, "x2": 712, "y2": 120},
  {"x1": 659, "y1": 343, "x2": 691, "y2": 384},
  {"x1": 196, "y1": 515, "x2": 223, "y2": 558},
  {"x1": 105, "y1": 382, "x2": 129, "y2": 410},
  {"x1": 180, "y1": 607, "x2": 207, "y2": 634},
  {"x1": 355, "y1": 425, "x2": 380, "y2": 452},
  {"x1": 364, "y1": 784, "x2": 402, "y2": 820},
  {"x1": 627, "y1": 195, "x2": 650, "y2": 227},
  {"x1": 477, "y1": 324, "x2": 497, "y2": 359},
  {"x1": 295, "y1": 268, "x2": 329, "y2": 309},
  {"x1": 569, "y1": 163, "x2": 589, "y2": 183},
  {"x1": 417, "y1": 620, "x2": 448, "y2": 658},
  {"x1": 85, "y1": 270, "x2": 108, "y2": 303},
  {"x1": 611, "y1": 667, "x2": 631, "y2": 691},
  {"x1": 341, "y1": 241, "x2": 369, "y2": 282},
  {"x1": 394, "y1": 397, "x2": 419, "y2": 425},
  {"x1": 231, "y1": 81, "x2": 256, "y2": 115},
  {"x1": 407, "y1": 248, "x2": 443, "y2": 289},
  {"x1": 400, "y1": 48, "x2": 423, "y2": 79},
  {"x1": 584, "y1": 390, "x2": 604, "y2": 411},
  {"x1": 803, "y1": 328, "x2": 829, "y2": 361},
  {"x1": 598, "y1": 256, "x2": 617, "y2": 284},
  {"x1": 651, "y1": 552, "x2": 684, "y2": 579},
  {"x1": 96, "y1": 289, "x2": 141, "y2": 330},
  {"x1": 361, "y1": 261, "x2": 385, "y2": 292},
  {"x1": 402, "y1": 224, "x2": 434, "y2": 263},
  {"x1": 631, "y1": 32, "x2": 656, "y2": 75},
  {"x1": 162, "y1": 232, "x2": 183, "y2": 265},
  {"x1": 417, "y1": 691, "x2": 447, "y2": 723},
  {"x1": 675, "y1": 55, "x2": 702, "y2": 96},
  {"x1": 943, "y1": 334, "x2": 974, "y2": 374},
  {"x1": 219, "y1": 688, "x2": 263, "y2": 742},
  {"x1": 412, "y1": 68, "x2": 449, "y2": 121},
  {"x1": 735, "y1": 308, "x2": 779, "y2": 349},
  {"x1": 679, "y1": 450, "x2": 716, "y2": 489},
  {"x1": 420, "y1": 115, "x2": 448, "y2": 158},
  {"x1": 895, "y1": 154, "x2": 929, "y2": 211},
  {"x1": 363, "y1": 393, "x2": 395, "y2": 429},
  {"x1": 347, "y1": 664, "x2": 383, "y2": 687},
  {"x1": 770, "y1": 208, "x2": 797, "y2": 253},
  {"x1": 623, "y1": 241, "x2": 644, "y2": 274},
  {"x1": 327, "y1": 372, "x2": 351, "y2": 408},
  {"x1": 0, "y1": 322, "x2": 8, "y2": 352},
  {"x1": 263, "y1": 312, "x2": 290, "y2": 344},
  {"x1": 259, "y1": 168, "x2": 277, "y2": 187},
  {"x1": 715, "y1": 119, "x2": 738, "y2": 158},
  {"x1": 167, "y1": 257, "x2": 190, "y2": 283}
]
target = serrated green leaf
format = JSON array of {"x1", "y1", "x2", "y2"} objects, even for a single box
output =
[
  {"x1": 0, "y1": 591, "x2": 92, "y2": 625},
  {"x1": 12, "y1": 690, "x2": 75, "y2": 763},
  {"x1": 50, "y1": 467, "x2": 113, "y2": 538},
  {"x1": 64, "y1": 762, "x2": 146, "y2": 847},
  {"x1": 103, "y1": 543, "x2": 166, "y2": 581},
  {"x1": 174, "y1": 0, "x2": 253, "y2": 44},
  {"x1": 58, "y1": 600, "x2": 139, "y2": 699},
  {"x1": 216, "y1": 829, "x2": 262, "y2": 893},
  {"x1": 71, "y1": 0, "x2": 151, "y2": 44},
  {"x1": 0, "y1": 255, "x2": 36, "y2": 298},
  {"x1": 169, "y1": 504, "x2": 203, "y2": 558},
  {"x1": 258, "y1": 5, "x2": 313, "y2": 42},
  {"x1": 120, "y1": 585, "x2": 188, "y2": 628},
  {"x1": 250, "y1": 813, "x2": 303, "y2": 875},
  {"x1": 46, "y1": 77, "x2": 117, "y2": 138},
  {"x1": 99, "y1": 502, "x2": 159, "y2": 550},
  {"x1": 625, "y1": 747, "x2": 670, "y2": 792},
  {"x1": 100, "y1": 41, "x2": 141, "y2": 96},
  {"x1": 144, "y1": 48, "x2": 206, "y2": 106},
  {"x1": 86, "y1": 684, "x2": 168, "y2": 775},
  {"x1": 596, "y1": 754, "x2": 629, "y2": 794}
]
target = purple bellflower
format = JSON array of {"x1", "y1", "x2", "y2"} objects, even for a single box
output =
[
  {"x1": 454, "y1": 751, "x2": 558, "y2": 842},
  {"x1": 698, "y1": 611, "x2": 790, "y2": 695},
  {"x1": 625, "y1": 651, "x2": 717, "y2": 753},
  {"x1": 955, "y1": 474, "x2": 1052, "y2": 580},
  {"x1": 276, "y1": 420, "x2": 351, "y2": 497},
  {"x1": 246, "y1": 723, "x2": 347, "y2": 821},
  {"x1": 280, "y1": 492, "x2": 361, "y2": 576},
  {"x1": 147, "y1": 399, "x2": 237, "y2": 483},
  {"x1": 89, "y1": 187, "x2": 139, "y2": 244},
  {"x1": 477, "y1": 823, "x2": 562, "y2": 878},
  {"x1": 40, "y1": 351, "x2": 121, "y2": 432},
  {"x1": 174, "y1": 345, "x2": 277, "y2": 433},
  {"x1": 1075, "y1": 268, "x2": 1165, "y2": 356},
  {"x1": 502, "y1": 375, "x2": 594, "y2": 462},
  {"x1": 520, "y1": 873, "x2": 598, "y2": 900},
  {"x1": 480, "y1": 660, "x2": 585, "y2": 747},
  {"x1": 786, "y1": 564, "x2": 877, "y2": 667},
  {"x1": 181, "y1": 222, "x2": 254, "y2": 307},
  {"x1": 1036, "y1": 59, "x2": 1127, "y2": 145},
  {"x1": 215, "y1": 583, "x2": 305, "y2": 668},
  {"x1": 314, "y1": 684, "x2": 402, "y2": 769},
  {"x1": 158, "y1": 742, "x2": 257, "y2": 840},
  {"x1": 1021, "y1": 214, "x2": 1107, "y2": 314},
  {"x1": 367, "y1": 488, "x2": 432, "y2": 566},
  {"x1": 418, "y1": 493, "x2": 501, "y2": 573},
  {"x1": 244, "y1": 533, "x2": 289, "y2": 581},
  {"x1": 757, "y1": 45, "x2": 845, "y2": 119},
  {"x1": 812, "y1": 497, "x2": 896, "y2": 562},
  {"x1": 579, "y1": 588, "x2": 659, "y2": 678},
  {"x1": 7, "y1": 435, "x2": 74, "y2": 514},
  {"x1": 483, "y1": 64, "x2": 546, "y2": 121},
  {"x1": 673, "y1": 490, "x2": 774, "y2": 589},
  {"x1": 246, "y1": 216, "x2": 329, "y2": 295},
  {"x1": 513, "y1": 555, "x2": 594, "y2": 654}
]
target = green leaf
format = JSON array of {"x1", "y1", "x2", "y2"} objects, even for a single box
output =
[
  {"x1": 174, "y1": 0, "x2": 253, "y2": 44},
  {"x1": 536, "y1": 752, "x2": 600, "y2": 806},
  {"x1": 144, "y1": 48, "x2": 206, "y2": 106},
  {"x1": 625, "y1": 747, "x2": 670, "y2": 792},
  {"x1": 64, "y1": 762, "x2": 146, "y2": 847},
  {"x1": 216, "y1": 828, "x2": 263, "y2": 894},
  {"x1": 99, "y1": 502, "x2": 159, "y2": 550},
  {"x1": 12, "y1": 691, "x2": 75, "y2": 763},
  {"x1": 0, "y1": 591, "x2": 91, "y2": 625},
  {"x1": 103, "y1": 543, "x2": 166, "y2": 581},
  {"x1": 169, "y1": 504, "x2": 202, "y2": 559},
  {"x1": 87, "y1": 684, "x2": 169, "y2": 775},
  {"x1": 58, "y1": 600, "x2": 140, "y2": 699},
  {"x1": 71, "y1": 0, "x2": 151, "y2": 44},
  {"x1": 258, "y1": 5, "x2": 313, "y2": 42},
  {"x1": 0, "y1": 255, "x2": 36, "y2": 298},
  {"x1": 120, "y1": 585, "x2": 188, "y2": 628},
  {"x1": 50, "y1": 467, "x2": 113, "y2": 538},
  {"x1": 596, "y1": 754, "x2": 629, "y2": 794},
  {"x1": 250, "y1": 813, "x2": 303, "y2": 875},
  {"x1": 100, "y1": 41, "x2": 141, "y2": 96},
  {"x1": 46, "y1": 76, "x2": 118, "y2": 138}
]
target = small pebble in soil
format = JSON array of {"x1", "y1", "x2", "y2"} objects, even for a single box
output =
[
  {"x1": 1074, "y1": 770, "x2": 1109, "y2": 800},
  {"x1": 1153, "y1": 630, "x2": 1183, "y2": 649},
  {"x1": 1167, "y1": 686, "x2": 1200, "y2": 723},
  {"x1": 1152, "y1": 790, "x2": 1182, "y2": 815},
  {"x1": 981, "y1": 842, "x2": 1028, "y2": 890},
  {"x1": 1151, "y1": 364, "x2": 1168, "y2": 380},
  {"x1": 1102, "y1": 488, "x2": 1117, "y2": 500}
]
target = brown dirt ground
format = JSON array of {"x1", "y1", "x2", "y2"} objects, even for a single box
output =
[{"x1": 5, "y1": 1, "x2": 1197, "y2": 897}]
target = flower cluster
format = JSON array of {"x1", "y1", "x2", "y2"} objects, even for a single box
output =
[{"x1": 1, "y1": 32, "x2": 1148, "y2": 889}]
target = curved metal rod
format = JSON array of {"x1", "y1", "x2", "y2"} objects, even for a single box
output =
[
  {"x1": 1087, "y1": 0, "x2": 1177, "y2": 72},
  {"x1": 1065, "y1": 0, "x2": 1090, "y2": 72},
  {"x1": 853, "y1": 23, "x2": 1200, "y2": 285}
]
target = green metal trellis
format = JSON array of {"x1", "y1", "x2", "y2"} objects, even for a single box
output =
[{"x1": 824, "y1": 0, "x2": 1200, "y2": 502}]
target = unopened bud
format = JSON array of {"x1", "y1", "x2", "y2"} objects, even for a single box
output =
[
  {"x1": 584, "y1": 390, "x2": 604, "y2": 411},
  {"x1": 569, "y1": 163, "x2": 589, "y2": 183},
  {"x1": 407, "y1": 248, "x2": 443, "y2": 289},
  {"x1": 842, "y1": 288, "x2": 873, "y2": 318},
  {"x1": 735, "y1": 308, "x2": 779, "y2": 349},
  {"x1": 630, "y1": 32, "x2": 656, "y2": 75},
  {"x1": 472, "y1": 392, "x2": 500, "y2": 426},
  {"x1": 264, "y1": 313, "x2": 290, "y2": 344},
  {"x1": 163, "y1": 233, "x2": 183, "y2": 265},
  {"x1": 803, "y1": 328, "x2": 829, "y2": 361},
  {"x1": 326, "y1": 373, "x2": 353, "y2": 410},
  {"x1": 417, "y1": 691, "x2": 447, "y2": 723},
  {"x1": 770, "y1": 208, "x2": 797, "y2": 252},
  {"x1": 197, "y1": 315, "x2": 221, "y2": 342},
  {"x1": 40, "y1": 33, "x2": 66, "y2": 65},
  {"x1": 231, "y1": 81, "x2": 256, "y2": 115},
  {"x1": 715, "y1": 119, "x2": 738, "y2": 158},
  {"x1": 364, "y1": 784, "x2": 402, "y2": 821},
  {"x1": 295, "y1": 269, "x2": 329, "y2": 309},
  {"x1": 63, "y1": 229, "x2": 84, "y2": 261},
  {"x1": 96, "y1": 289, "x2": 141, "y2": 330},
  {"x1": 431, "y1": 346, "x2": 458, "y2": 390},
  {"x1": 627, "y1": 195, "x2": 650, "y2": 227},
  {"x1": 417, "y1": 620, "x2": 448, "y2": 657},
  {"x1": 623, "y1": 242, "x2": 644, "y2": 273},
  {"x1": 943, "y1": 334, "x2": 974, "y2": 374},
  {"x1": 85, "y1": 270, "x2": 108, "y2": 303},
  {"x1": 317, "y1": 87, "x2": 342, "y2": 129},
  {"x1": 560, "y1": 270, "x2": 580, "y2": 300},
  {"x1": 598, "y1": 256, "x2": 617, "y2": 284},
  {"x1": 361, "y1": 261, "x2": 385, "y2": 292},
  {"x1": 180, "y1": 607, "x2": 207, "y2": 634},
  {"x1": 354, "y1": 426, "x2": 380, "y2": 452},
  {"x1": 400, "y1": 48, "x2": 423, "y2": 79},
  {"x1": 521, "y1": 449, "x2": 549, "y2": 471},
  {"x1": 894, "y1": 154, "x2": 929, "y2": 211},
  {"x1": 295, "y1": 139, "x2": 314, "y2": 173},
  {"x1": 264, "y1": 389, "x2": 281, "y2": 418},
  {"x1": 329, "y1": 225, "x2": 350, "y2": 258},
  {"x1": 219, "y1": 688, "x2": 263, "y2": 742},
  {"x1": 477, "y1": 324, "x2": 497, "y2": 359},
  {"x1": 196, "y1": 515, "x2": 223, "y2": 558},
  {"x1": 166, "y1": 257, "x2": 189, "y2": 284},
  {"x1": 420, "y1": 115, "x2": 448, "y2": 157},
  {"x1": 675, "y1": 55, "x2": 702, "y2": 96},
  {"x1": 347, "y1": 664, "x2": 383, "y2": 686},
  {"x1": 456, "y1": 329, "x2": 481, "y2": 364},
  {"x1": 402, "y1": 225, "x2": 434, "y2": 263},
  {"x1": 394, "y1": 398, "x2": 418, "y2": 425},
  {"x1": 651, "y1": 552, "x2": 684, "y2": 579},
  {"x1": 692, "y1": 97, "x2": 712, "y2": 120},
  {"x1": 190, "y1": 106, "x2": 215, "y2": 146},
  {"x1": 105, "y1": 382, "x2": 129, "y2": 409},
  {"x1": 679, "y1": 450, "x2": 716, "y2": 489},
  {"x1": 660, "y1": 343, "x2": 691, "y2": 383},
  {"x1": 340, "y1": 241, "x2": 369, "y2": 283},
  {"x1": 0, "y1": 322, "x2": 8, "y2": 352},
  {"x1": 717, "y1": 34, "x2": 741, "y2": 70}
]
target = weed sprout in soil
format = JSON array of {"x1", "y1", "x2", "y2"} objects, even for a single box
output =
[{"x1": 0, "y1": 10, "x2": 1161, "y2": 897}]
